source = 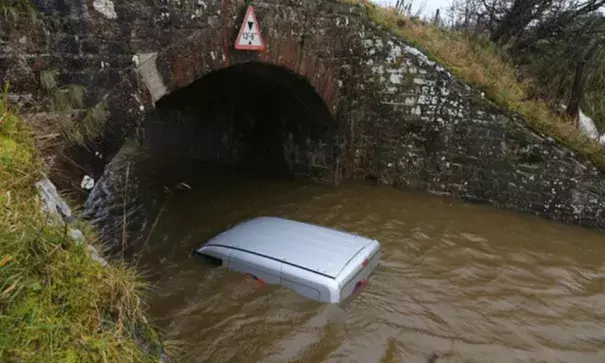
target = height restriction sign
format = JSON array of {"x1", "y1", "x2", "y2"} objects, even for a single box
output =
[{"x1": 234, "y1": 5, "x2": 266, "y2": 51}]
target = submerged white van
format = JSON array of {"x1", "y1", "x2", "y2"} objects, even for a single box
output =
[{"x1": 194, "y1": 216, "x2": 381, "y2": 303}]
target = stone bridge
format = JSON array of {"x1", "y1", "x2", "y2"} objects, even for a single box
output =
[{"x1": 2, "y1": 0, "x2": 605, "y2": 229}]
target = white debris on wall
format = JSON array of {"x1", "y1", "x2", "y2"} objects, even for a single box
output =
[
  {"x1": 81, "y1": 175, "x2": 95, "y2": 190},
  {"x1": 93, "y1": 0, "x2": 118, "y2": 20},
  {"x1": 578, "y1": 107, "x2": 605, "y2": 146},
  {"x1": 578, "y1": 108, "x2": 599, "y2": 140},
  {"x1": 132, "y1": 54, "x2": 140, "y2": 68}
]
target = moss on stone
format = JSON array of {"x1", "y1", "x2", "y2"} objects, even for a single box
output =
[{"x1": 0, "y1": 0, "x2": 36, "y2": 25}]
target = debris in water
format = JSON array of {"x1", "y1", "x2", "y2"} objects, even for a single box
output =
[
  {"x1": 176, "y1": 182, "x2": 191, "y2": 190},
  {"x1": 81, "y1": 175, "x2": 95, "y2": 190}
]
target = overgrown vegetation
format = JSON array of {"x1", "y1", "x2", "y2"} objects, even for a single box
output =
[
  {"x1": 39, "y1": 70, "x2": 86, "y2": 113},
  {"x1": 56, "y1": 98, "x2": 109, "y2": 151},
  {"x1": 346, "y1": 0, "x2": 605, "y2": 168},
  {"x1": 444, "y1": 0, "x2": 605, "y2": 127},
  {"x1": 36, "y1": 68, "x2": 108, "y2": 152},
  {"x1": 0, "y1": 0, "x2": 36, "y2": 25},
  {"x1": 0, "y1": 83, "x2": 162, "y2": 362}
]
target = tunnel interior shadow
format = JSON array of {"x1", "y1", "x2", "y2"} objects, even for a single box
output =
[{"x1": 141, "y1": 61, "x2": 338, "y2": 182}]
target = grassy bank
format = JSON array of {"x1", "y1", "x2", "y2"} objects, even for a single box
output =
[
  {"x1": 348, "y1": 1, "x2": 605, "y2": 169},
  {"x1": 0, "y1": 88, "x2": 162, "y2": 361}
]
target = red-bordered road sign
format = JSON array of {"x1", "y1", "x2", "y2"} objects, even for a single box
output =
[{"x1": 234, "y1": 5, "x2": 266, "y2": 51}]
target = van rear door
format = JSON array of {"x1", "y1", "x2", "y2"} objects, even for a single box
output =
[{"x1": 337, "y1": 242, "x2": 381, "y2": 302}]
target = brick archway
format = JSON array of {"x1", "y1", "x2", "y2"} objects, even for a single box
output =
[
  {"x1": 96, "y1": 17, "x2": 363, "y2": 187},
  {"x1": 155, "y1": 28, "x2": 343, "y2": 116},
  {"x1": 99, "y1": 28, "x2": 346, "y2": 167},
  {"x1": 72, "y1": 1, "x2": 370, "y2": 185}
]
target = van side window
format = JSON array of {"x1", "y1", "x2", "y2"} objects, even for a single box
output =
[{"x1": 194, "y1": 252, "x2": 223, "y2": 267}]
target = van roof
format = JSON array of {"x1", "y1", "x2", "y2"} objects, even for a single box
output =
[{"x1": 202, "y1": 216, "x2": 376, "y2": 278}]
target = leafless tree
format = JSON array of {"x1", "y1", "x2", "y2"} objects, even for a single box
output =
[
  {"x1": 446, "y1": 0, "x2": 605, "y2": 124},
  {"x1": 489, "y1": 0, "x2": 555, "y2": 44},
  {"x1": 395, "y1": 0, "x2": 413, "y2": 15},
  {"x1": 450, "y1": 0, "x2": 605, "y2": 44},
  {"x1": 564, "y1": 17, "x2": 605, "y2": 117},
  {"x1": 395, "y1": 0, "x2": 427, "y2": 18}
]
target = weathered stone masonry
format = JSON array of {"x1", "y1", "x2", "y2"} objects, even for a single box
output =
[
  {"x1": 361, "y1": 35, "x2": 605, "y2": 229},
  {"x1": 1, "y1": 0, "x2": 604, "y2": 229}
]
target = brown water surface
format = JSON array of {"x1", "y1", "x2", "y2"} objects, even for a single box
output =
[{"x1": 137, "y1": 166, "x2": 605, "y2": 363}]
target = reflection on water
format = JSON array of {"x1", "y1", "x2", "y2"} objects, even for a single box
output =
[{"x1": 134, "y1": 163, "x2": 605, "y2": 363}]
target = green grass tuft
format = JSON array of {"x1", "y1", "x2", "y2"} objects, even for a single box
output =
[
  {"x1": 39, "y1": 70, "x2": 86, "y2": 113},
  {"x1": 0, "y1": 84, "x2": 162, "y2": 362},
  {"x1": 344, "y1": 0, "x2": 605, "y2": 169},
  {"x1": 58, "y1": 98, "x2": 108, "y2": 151},
  {"x1": 36, "y1": 68, "x2": 105, "y2": 150},
  {"x1": 0, "y1": 0, "x2": 36, "y2": 25}
]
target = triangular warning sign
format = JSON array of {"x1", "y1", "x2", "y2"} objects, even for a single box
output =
[{"x1": 234, "y1": 5, "x2": 266, "y2": 51}]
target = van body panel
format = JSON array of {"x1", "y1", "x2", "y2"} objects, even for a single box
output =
[
  {"x1": 228, "y1": 249, "x2": 282, "y2": 285},
  {"x1": 195, "y1": 217, "x2": 382, "y2": 303},
  {"x1": 337, "y1": 243, "x2": 382, "y2": 302},
  {"x1": 335, "y1": 240, "x2": 381, "y2": 286},
  {"x1": 281, "y1": 263, "x2": 341, "y2": 303},
  {"x1": 201, "y1": 217, "x2": 374, "y2": 278}
]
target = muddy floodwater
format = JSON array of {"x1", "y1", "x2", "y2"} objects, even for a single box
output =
[{"x1": 134, "y1": 164, "x2": 605, "y2": 363}]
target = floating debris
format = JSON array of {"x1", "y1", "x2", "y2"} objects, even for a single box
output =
[
  {"x1": 81, "y1": 175, "x2": 95, "y2": 190},
  {"x1": 176, "y1": 182, "x2": 191, "y2": 190}
]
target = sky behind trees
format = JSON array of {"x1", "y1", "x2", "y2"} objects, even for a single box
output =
[{"x1": 373, "y1": 0, "x2": 453, "y2": 17}]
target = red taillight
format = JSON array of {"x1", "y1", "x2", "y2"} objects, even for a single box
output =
[
  {"x1": 362, "y1": 259, "x2": 368, "y2": 267},
  {"x1": 245, "y1": 273, "x2": 265, "y2": 287},
  {"x1": 353, "y1": 279, "x2": 368, "y2": 293}
]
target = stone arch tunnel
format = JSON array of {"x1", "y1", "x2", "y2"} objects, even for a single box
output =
[
  {"x1": 3, "y1": 0, "x2": 604, "y2": 248},
  {"x1": 70, "y1": 0, "x2": 374, "y2": 252},
  {"x1": 83, "y1": 56, "x2": 351, "y2": 253},
  {"x1": 89, "y1": 0, "x2": 369, "y2": 188}
]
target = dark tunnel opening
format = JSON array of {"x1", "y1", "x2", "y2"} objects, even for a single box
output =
[
  {"x1": 83, "y1": 61, "x2": 341, "y2": 255},
  {"x1": 143, "y1": 61, "x2": 338, "y2": 179}
]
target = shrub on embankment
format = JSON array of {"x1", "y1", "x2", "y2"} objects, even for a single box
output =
[{"x1": 0, "y1": 86, "x2": 163, "y2": 362}]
